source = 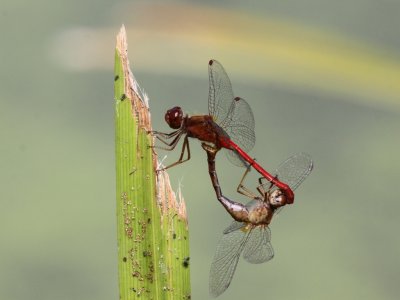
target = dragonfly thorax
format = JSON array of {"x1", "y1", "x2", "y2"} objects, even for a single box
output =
[
  {"x1": 165, "y1": 106, "x2": 184, "y2": 129},
  {"x1": 246, "y1": 200, "x2": 273, "y2": 225}
]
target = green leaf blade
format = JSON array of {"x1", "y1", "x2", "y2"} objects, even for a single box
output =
[{"x1": 114, "y1": 25, "x2": 191, "y2": 300}]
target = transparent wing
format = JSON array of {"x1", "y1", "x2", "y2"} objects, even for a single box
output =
[
  {"x1": 223, "y1": 220, "x2": 247, "y2": 234},
  {"x1": 242, "y1": 226, "x2": 274, "y2": 264},
  {"x1": 209, "y1": 225, "x2": 250, "y2": 297},
  {"x1": 223, "y1": 148, "x2": 249, "y2": 167},
  {"x1": 208, "y1": 59, "x2": 235, "y2": 124},
  {"x1": 222, "y1": 97, "x2": 256, "y2": 167},
  {"x1": 264, "y1": 153, "x2": 313, "y2": 216},
  {"x1": 208, "y1": 60, "x2": 256, "y2": 167},
  {"x1": 274, "y1": 152, "x2": 313, "y2": 191}
]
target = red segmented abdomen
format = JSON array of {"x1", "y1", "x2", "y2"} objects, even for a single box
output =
[{"x1": 225, "y1": 140, "x2": 295, "y2": 204}]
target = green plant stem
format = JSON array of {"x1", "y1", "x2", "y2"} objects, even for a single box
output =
[{"x1": 114, "y1": 25, "x2": 191, "y2": 300}]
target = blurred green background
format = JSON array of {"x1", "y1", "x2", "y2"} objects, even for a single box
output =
[{"x1": 1, "y1": 0, "x2": 400, "y2": 299}]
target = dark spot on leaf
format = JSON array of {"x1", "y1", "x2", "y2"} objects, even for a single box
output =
[
  {"x1": 114, "y1": 75, "x2": 119, "y2": 81},
  {"x1": 182, "y1": 257, "x2": 190, "y2": 268},
  {"x1": 172, "y1": 233, "x2": 177, "y2": 239},
  {"x1": 120, "y1": 93, "x2": 127, "y2": 101},
  {"x1": 123, "y1": 257, "x2": 127, "y2": 262}
]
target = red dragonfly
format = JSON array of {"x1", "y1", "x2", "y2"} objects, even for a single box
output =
[
  {"x1": 151, "y1": 59, "x2": 295, "y2": 203},
  {"x1": 205, "y1": 149, "x2": 313, "y2": 297}
]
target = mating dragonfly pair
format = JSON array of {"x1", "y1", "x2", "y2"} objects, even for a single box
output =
[{"x1": 150, "y1": 60, "x2": 313, "y2": 297}]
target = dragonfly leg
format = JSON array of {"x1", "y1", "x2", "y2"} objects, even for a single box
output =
[
  {"x1": 205, "y1": 148, "x2": 249, "y2": 222},
  {"x1": 149, "y1": 129, "x2": 181, "y2": 139},
  {"x1": 257, "y1": 175, "x2": 278, "y2": 196},
  {"x1": 237, "y1": 166, "x2": 258, "y2": 199},
  {"x1": 159, "y1": 135, "x2": 191, "y2": 171},
  {"x1": 150, "y1": 130, "x2": 183, "y2": 147}
]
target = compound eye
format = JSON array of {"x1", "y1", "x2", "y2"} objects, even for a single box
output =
[
  {"x1": 165, "y1": 106, "x2": 183, "y2": 129},
  {"x1": 269, "y1": 189, "x2": 286, "y2": 207}
]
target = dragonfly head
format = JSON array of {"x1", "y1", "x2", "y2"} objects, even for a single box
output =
[
  {"x1": 165, "y1": 106, "x2": 183, "y2": 129},
  {"x1": 268, "y1": 189, "x2": 287, "y2": 207}
]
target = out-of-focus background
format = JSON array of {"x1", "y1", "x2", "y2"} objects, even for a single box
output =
[{"x1": 1, "y1": 0, "x2": 400, "y2": 299}]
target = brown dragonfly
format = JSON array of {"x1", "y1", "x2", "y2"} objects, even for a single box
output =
[{"x1": 204, "y1": 147, "x2": 313, "y2": 297}]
